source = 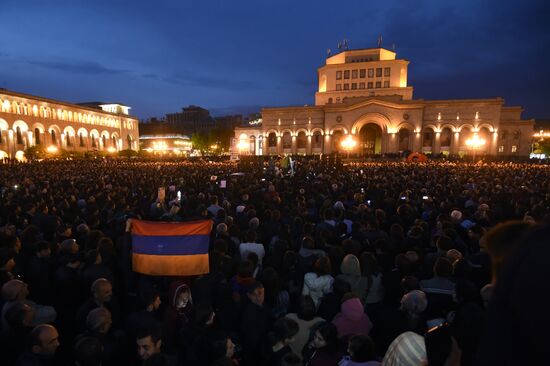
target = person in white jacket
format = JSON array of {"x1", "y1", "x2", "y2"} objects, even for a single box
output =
[{"x1": 302, "y1": 256, "x2": 334, "y2": 308}]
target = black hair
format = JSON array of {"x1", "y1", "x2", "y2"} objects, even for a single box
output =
[
  {"x1": 280, "y1": 352, "x2": 301, "y2": 366},
  {"x1": 136, "y1": 322, "x2": 162, "y2": 344},
  {"x1": 348, "y1": 334, "x2": 375, "y2": 362},
  {"x1": 297, "y1": 296, "x2": 316, "y2": 321},
  {"x1": 237, "y1": 260, "x2": 254, "y2": 277},
  {"x1": 315, "y1": 322, "x2": 339, "y2": 351},
  {"x1": 268, "y1": 317, "x2": 299, "y2": 345},
  {"x1": 74, "y1": 336, "x2": 103, "y2": 366},
  {"x1": 140, "y1": 286, "x2": 160, "y2": 308},
  {"x1": 194, "y1": 303, "x2": 214, "y2": 326}
]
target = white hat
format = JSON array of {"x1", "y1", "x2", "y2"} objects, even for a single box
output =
[
  {"x1": 450, "y1": 210, "x2": 463, "y2": 221},
  {"x1": 236, "y1": 205, "x2": 245, "y2": 213}
]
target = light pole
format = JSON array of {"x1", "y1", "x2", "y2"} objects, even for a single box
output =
[
  {"x1": 465, "y1": 133, "x2": 486, "y2": 161},
  {"x1": 340, "y1": 135, "x2": 357, "y2": 159}
]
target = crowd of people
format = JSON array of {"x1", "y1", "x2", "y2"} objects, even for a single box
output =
[{"x1": 0, "y1": 156, "x2": 549, "y2": 366}]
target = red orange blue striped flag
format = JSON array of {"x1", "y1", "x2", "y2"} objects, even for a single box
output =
[{"x1": 131, "y1": 219, "x2": 212, "y2": 276}]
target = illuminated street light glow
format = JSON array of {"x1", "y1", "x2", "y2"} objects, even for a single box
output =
[
  {"x1": 107, "y1": 146, "x2": 117, "y2": 153},
  {"x1": 237, "y1": 140, "x2": 248, "y2": 152},
  {"x1": 341, "y1": 135, "x2": 357, "y2": 151},
  {"x1": 46, "y1": 145, "x2": 58, "y2": 153},
  {"x1": 465, "y1": 133, "x2": 486, "y2": 148}
]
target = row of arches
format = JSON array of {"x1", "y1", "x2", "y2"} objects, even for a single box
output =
[
  {"x1": 0, "y1": 98, "x2": 133, "y2": 129},
  {"x1": 239, "y1": 122, "x2": 506, "y2": 156},
  {"x1": 0, "y1": 119, "x2": 135, "y2": 151}
]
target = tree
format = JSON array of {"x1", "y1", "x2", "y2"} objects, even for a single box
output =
[
  {"x1": 24, "y1": 145, "x2": 46, "y2": 160},
  {"x1": 191, "y1": 132, "x2": 209, "y2": 154}
]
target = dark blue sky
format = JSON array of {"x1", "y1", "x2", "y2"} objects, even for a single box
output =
[{"x1": 1, "y1": 0, "x2": 548, "y2": 120}]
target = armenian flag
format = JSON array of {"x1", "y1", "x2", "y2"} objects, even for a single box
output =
[{"x1": 131, "y1": 219, "x2": 212, "y2": 276}]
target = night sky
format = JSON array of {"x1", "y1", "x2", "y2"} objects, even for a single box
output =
[{"x1": 1, "y1": 0, "x2": 548, "y2": 120}]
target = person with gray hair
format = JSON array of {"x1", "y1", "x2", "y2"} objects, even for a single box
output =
[
  {"x1": 86, "y1": 307, "x2": 112, "y2": 334},
  {"x1": 76, "y1": 278, "x2": 115, "y2": 332},
  {"x1": 1, "y1": 279, "x2": 56, "y2": 330},
  {"x1": 400, "y1": 290, "x2": 428, "y2": 334}
]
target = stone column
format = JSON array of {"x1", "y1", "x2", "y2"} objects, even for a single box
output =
[
  {"x1": 451, "y1": 132, "x2": 460, "y2": 155},
  {"x1": 434, "y1": 132, "x2": 441, "y2": 154},
  {"x1": 8, "y1": 129, "x2": 14, "y2": 159},
  {"x1": 490, "y1": 132, "x2": 498, "y2": 155},
  {"x1": 307, "y1": 135, "x2": 312, "y2": 155},
  {"x1": 324, "y1": 134, "x2": 331, "y2": 154}
]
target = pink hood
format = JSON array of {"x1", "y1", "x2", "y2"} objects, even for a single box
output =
[
  {"x1": 341, "y1": 298, "x2": 364, "y2": 320},
  {"x1": 332, "y1": 298, "x2": 373, "y2": 338}
]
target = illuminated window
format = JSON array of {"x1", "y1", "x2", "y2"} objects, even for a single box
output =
[
  {"x1": 343, "y1": 84, "x2": 350, "y2": 90},
  {"x1": 359, "y1": 82, "x2": 365, "y2": 89},
  {"x1": 498, "y1": 146, "x2": 504, "y2": 153},
  {"x1": 384, "y1": 67, "x2": 391, "y2": 76},
  {"x1": 352, "y1": 70, "x2": 358, "y2": 79},
  {"x1": 367, "y1": 82, "x2": 373, "y2": 89},
  {"x1": 351, "y1": 83, "x2": 357, "y2": 90},
  {"x1": 368, "y1": 69, "x2": 374, "y2": 78},
  {"x1": 336, "y1": 84, "x2": 342, "y2": 91},
  {"x1": 344, "y1": 70, "x2": 350, "y2": 79},
  {"x1": 375, "y1": 81, "x2": 381, "y2": 88},
  {"x1": 376, "y1": 68, "x2": 382, "y2": 77},
  {"x1": 336, "y1": 71, "x2": 342, "y2": 80},
  {"x1": 359, "y1": 69, "x2": 366, "y2": 78},
  {"x1": 383, "y1": 81, "x2": 390, "y2": 88},
  {"x1": 511, "y1": 145, "x2": 517, "y2": 153}
]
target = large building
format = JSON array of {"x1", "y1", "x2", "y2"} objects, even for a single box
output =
[
  {"x1": 233, "y1": 47, "x2": 534, "y2": 157},
  {"x1": 165, "y1": 105, "x2": 215, "y2": 135},
  {"x1": 0, "y1": 89, "x2": 139, "y2": 160}
]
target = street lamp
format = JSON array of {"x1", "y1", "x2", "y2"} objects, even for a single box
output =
[
  {"x1": 465, "y1": 133, "x2": 486, "y2": 161},
  {"x1": 237, "y1": 140, "x2": 248, "y2": 155},
  {"x1": 340, "y1": 135, "x2": 357, "y2": 159}
]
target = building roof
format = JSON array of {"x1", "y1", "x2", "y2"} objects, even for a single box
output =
[{"x1": 0, "y1": 88, "x2": 137, "y2": 119}]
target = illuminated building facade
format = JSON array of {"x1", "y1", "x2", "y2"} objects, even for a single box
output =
[
  {"x1": 233, "y1": 47, "x2": 534, "y2": 157},
  {"x1": 139, "y1": 134, "x2": 192, "y2": 155},
  {"x1": 0, "y1": 89, "x2": 139, "y2": 160}
]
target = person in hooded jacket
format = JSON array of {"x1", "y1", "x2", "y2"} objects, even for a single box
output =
[
  {"x1": 332, "y1": 294, "x2": 373, "y2": 339},
  {"x1": 162, "y1": 281, "x2": 193, "y2": 352},
  {"x1": 336, "y1": 254, "x2": 369, "y2": 303}
]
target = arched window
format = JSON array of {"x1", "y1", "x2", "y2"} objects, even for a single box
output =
[
  {"x1": 127, "y1": 135, "x2": 132, "y2": 149},
  {"x1": 297, "y1": 131, "x2": 307, "y2": 149},
  {"x1": 66, "y1": 133, "x2": 72, "y2": 147},
  {"x1": 51, "y1": 130, "x2": 57, "y2": 145},
  {"x1": 268, "y1": 133, "x2": 277, "y2": 148},
  {"x1": 91, "y1": 135, "x2": 97, "y2": 148},
  {"x1": 79, "y1": 133, "x2": 84, "y2": 147},
  {"x1": 112, "y1": 136, "x2": 116, "y2": 148},
  {"x1": 16, "y1": 127, "x2": 23, "y2": 145},
  {"x1": 282, "y1": 132, "x2": 292, "y2": 149},
  {"x1": 313, "y1": 131, "x2": 322, "y2": 148},
  {"x1": 102, "y1": 136, "x2": 107, "y2": 149},
  {"x1": 34, "y1": 128, "x2": 41, "y2": 144}
]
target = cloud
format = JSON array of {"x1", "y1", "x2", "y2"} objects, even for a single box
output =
[
  {"x1": 159, "y1": 72, "x2": 261, "y2": 90},
  {"x1": 28, "y1": 59, "x2": 126, "y2": 75}
]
